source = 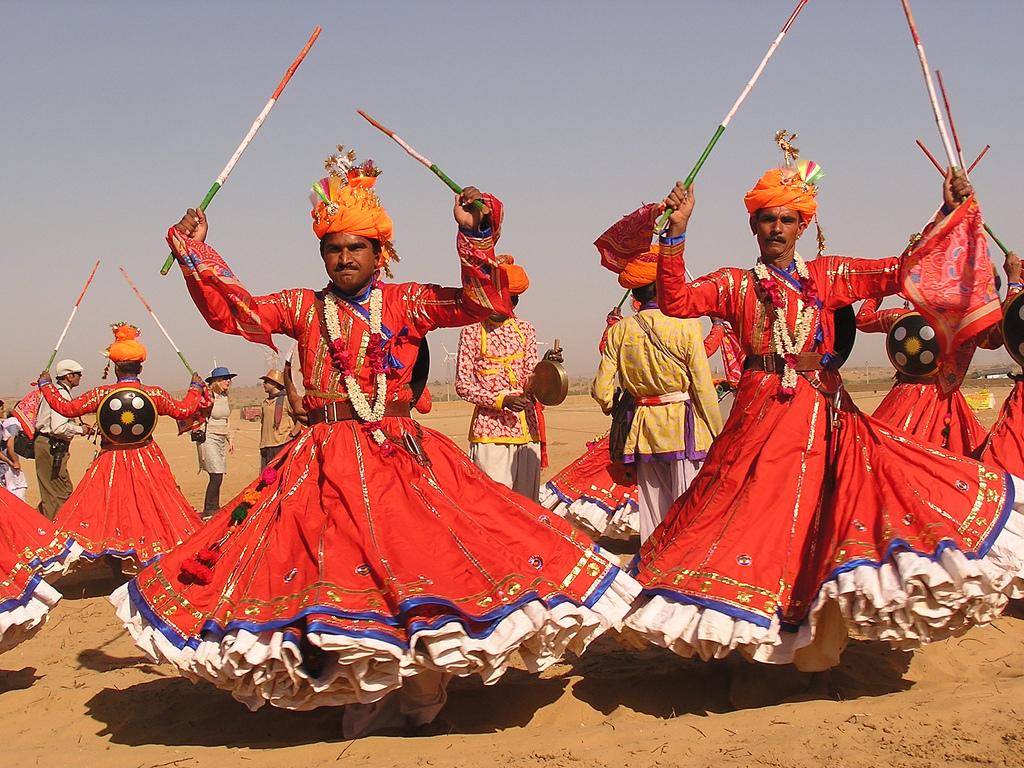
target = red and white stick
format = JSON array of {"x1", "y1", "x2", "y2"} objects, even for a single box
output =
[{"x1": 46, "y1": 260, "x2": 100, "y2": 370}]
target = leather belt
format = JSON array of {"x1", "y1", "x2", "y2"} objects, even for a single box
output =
[
  {"x1": 307, "y1": 401, "x2": 410, "y2": 425},
  {"x1": 744, "y1": 353, "x2": 824, "y2": 373}
]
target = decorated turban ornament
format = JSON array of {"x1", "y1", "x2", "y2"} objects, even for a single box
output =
[{"x1": 310, "y1": 145, "x2": 399, "y2": 276}]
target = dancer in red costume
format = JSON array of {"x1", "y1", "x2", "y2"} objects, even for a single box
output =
[
  {"x1": 977, "y1": 251, "x2": 1024, "y2": 475},
  {"x1": 855, "y1": 295, "x2": 998, "y2": 454},
  {"x1": 541, "y1": 310, "x2": 638, "y2": 540},
  {"x1": 112, "y1": 148, "x2": 638, "y2": 736},
  {"x1": 625, "y1": 155, "x2": 1024, "y2": 671},
  {"x1": 37, "y1": 323, "x2": 206, "y2": 568},
  {"x1": 0, "y1": 489, "x2": 78, "y2": 653}
]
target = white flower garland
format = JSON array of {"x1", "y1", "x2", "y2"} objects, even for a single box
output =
[
  {"x1": 753, "y1": 254, "x2": 816, "y2": 394},
  {"x1": 323, "y1": 289, "x2": 390, "y2": 448}
]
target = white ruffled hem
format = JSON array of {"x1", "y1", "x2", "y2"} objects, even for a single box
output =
[
  {"x1": 625, "y1": 494, "x2": 1024, "y2": 672},
  {"x1": 0, "y1": 578, "x2": 62, "y2": 655},
  {"x1": 540, "y1": 487, "x2": 638, "y2": 541},
  {"x1": 111, "y1": 569, "x2": 640, "y2": 711}
]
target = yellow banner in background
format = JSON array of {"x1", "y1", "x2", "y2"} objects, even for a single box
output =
[{"x1": 965, "y1": 391, "x2": 995, "y2": 411}]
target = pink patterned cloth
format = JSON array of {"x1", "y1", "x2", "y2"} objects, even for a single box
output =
[
  {"x1": 595, "y1": 204, "x2": 659, "y2": 275},
  {"x1": 901, "y1": 197, "x2": 1001, "y2": 393},
  {"x1": 456, "y1": 319, "x2": 540, "y2": 443}
]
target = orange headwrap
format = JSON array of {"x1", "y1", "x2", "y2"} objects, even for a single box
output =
[
  {"x1": 311, "y1": 148, "x2": 398, "y2": 272},
  {"x1": 617, "y1": 245, "x2": 659, "y2": 289},
  {"x1": 743, "y1": 166, "x2": 819, "y2": 224},
  {"x1": 107, "y1": 323, "x2": 146, "y2": 363},
  {"x1": 497, "y1": 256, "x2": 530, "y2": 295}
]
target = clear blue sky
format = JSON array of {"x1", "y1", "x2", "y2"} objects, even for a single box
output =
[{"x1": 1, "y1": 0, "x2": 1022, "y2": 395}]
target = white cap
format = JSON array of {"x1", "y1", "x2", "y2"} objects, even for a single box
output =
[{"x1": 55, "y1": 359, "x2": 84, "y2": 378}]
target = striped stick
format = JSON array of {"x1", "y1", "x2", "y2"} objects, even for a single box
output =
[
  {"x1": 357, "y1": 109, "x2": 486, "y2": 211},
  {"x1": 654, "y1": 0, "x2": 810, "y2": 233},
  {"x1": 932, "y1": 66, "x2": 1011, "y2": 255},
  {"x1": 120, "y1": 267, "x2": 195, "y2": 375},
  {"x1": 917, "y1": 140, "x2": 989, "y2": 178},
  {"x1": 900, "y1": 0, "x2": 958, "y2": 168},
  {"x1": 45, "y1": 260, "x2": 100, "y2": 370},
  {"x1": 160, "y1": 25, "x2": 322, "y2": 275}
]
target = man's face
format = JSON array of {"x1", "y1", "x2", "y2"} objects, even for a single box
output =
[
  {"x1": 262, "y1": 380, "x2": 279, "y2": 396},
  {"x1": 59, "y1": 371, "x2": 83, "y2": 389},
  {"x1": 321, "y1": 233, "x2": 378, "y2": 295},
  {"x1": 750, "y1": 206, "x2": 808, "y2": 261}
]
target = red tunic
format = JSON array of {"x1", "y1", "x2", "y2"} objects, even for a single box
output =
[
  {"x1": 114, "y1": 226, "x2": 638, "y2": 712},
  {"x1": 979, "y1": 377, "x2": 1024, "y2": 477},
  {"x1": 42, "y1": 379, "x2": 204, "y2": 567},
  {"x1": 0, "y1": 489, "x2": 76, "y2": 653},
  {"x1": 855, "y1": 297, "x2": 987, "y2": 454},
  {"x1": 624, "y1": 242, "x2": 1022, "y2": 670}
]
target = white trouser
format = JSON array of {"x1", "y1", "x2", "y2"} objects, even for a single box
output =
[
  {"x1": 636, "y1": 458, "x2": 703, "y2": 543},
  {"x1": 470, "y1": 442, "x2": 542, "y2": 502},
  {"x1": 341, "y1": 670, "x2": 451, "y2": 738}
]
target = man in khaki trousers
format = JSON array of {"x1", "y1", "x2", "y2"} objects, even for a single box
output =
[{"x1": 34, "y1": 359, "x2": 91, "y2": 520}]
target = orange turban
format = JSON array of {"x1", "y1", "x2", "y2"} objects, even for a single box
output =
[
  {"x1": 311, "y1": 150, "x2": 397, "y2": 270},
  {"x1": 497, "y1": 256, "x2": 530, "y2": 295},
  {"x1": 107, "y1": 323, "x2": 146, "y2": 363},
  {"x1": 743, "y1": 162, "x2": 822, "y2": 224},
  {"x1": 618, "y1": 245, "x2": 659, "y2": 289}
]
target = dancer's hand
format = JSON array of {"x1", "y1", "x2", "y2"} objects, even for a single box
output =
[
  {"x1": 454, "y1": 186, "x2": 491, "y2": 231},
  {"x1": 943, "y1": 168, "x2": 973, "y2": 209},
  {"x1": 502, "y1": 394, "x2": 531, "y2": 412},
  {"x1": 172, "y1": 207, "x2": 208, "y2": 242},
  {"x1": 1005, "y1": 251, "x2": 1021, "y2": 285},
  {"x1": 662, "y1": 181, "x2": 695, "y2": 238}
]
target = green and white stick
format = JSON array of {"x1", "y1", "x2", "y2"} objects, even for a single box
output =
[
  {"x1": 357, "y1": 109, "x2": 487, "y2": 212},
  {"x1": 654, "y1": 0, "x2": 810, "y2": 233},
  {"x1": 160, "y1": 25, "x2": 322, "y2": 274}
]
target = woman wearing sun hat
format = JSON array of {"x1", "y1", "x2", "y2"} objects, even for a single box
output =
[{"x1": 198, "y1": 365, "x2": 236, "y2": 517}]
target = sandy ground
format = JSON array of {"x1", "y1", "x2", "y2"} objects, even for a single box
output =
[{"x1": 3, "y1": 386, "x2": 1023, "y2": 768}]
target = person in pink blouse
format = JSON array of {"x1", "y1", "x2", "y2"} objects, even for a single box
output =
[{"x1": 456, "y1": 258, "x2": 547, "y2": 501}]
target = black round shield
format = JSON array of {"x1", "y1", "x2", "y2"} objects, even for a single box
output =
[
  {"x1": 97, "y1": 387, "x2": 157, "y2": 444},
  {"x1": 886, "y1": 312, "x2": 939, "y2": 377},
  {"x1": 1002, "y1": 291, "x2": 1024, "y2": 368}
]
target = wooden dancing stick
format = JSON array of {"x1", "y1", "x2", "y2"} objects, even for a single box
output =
[
  {"x1": 357, "y1": 109, "x2": 486, "y2": 212},
  {"x1": 900, "y1": 3, "x2": 1011, "y2": 256},
  {"x1": 160, "y1": 25, "x2": 322, "y2": 275},
  {"x1": 916, "y1": 140, "x2": 989, "y2": 177},
  {"x1": 45, "y1": 260, "x2": 100, "y2": 370},
  {"x1": 900, "y1": 1, "x2": 958, "y2": 168},
  {"x1": 967, "y1": 145, "x2": 990, "y2": 174},
  {"x1": 654, "y1": 0, "x2": 811, "y2": 233},
  {"x1": 120, "y1": 267, "x2": 195, "y2": 375}
]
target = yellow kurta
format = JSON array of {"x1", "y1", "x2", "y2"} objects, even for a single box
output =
[{"x1": 592, "y1": 308, "x2": 722, "y2": 460}]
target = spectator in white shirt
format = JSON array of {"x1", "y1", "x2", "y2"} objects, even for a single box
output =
[
  {"x1": 0, "y1": 409, "x2": 29, "y2": 501},
  {"x1": 34, "y1": 359, "x2": 92, "y2": 519}
]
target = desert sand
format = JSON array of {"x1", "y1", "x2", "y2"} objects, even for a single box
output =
[{"x1": 3, "y1": 387, "x2": 1023, "y2": 768}]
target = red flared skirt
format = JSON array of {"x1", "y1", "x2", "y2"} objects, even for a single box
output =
[
  {"x1": 626, "y1": 371, "x2": 1024, "y2": 670},
  {"x1": 113, "y1": 417, "x2": 638, "y2": 711},
  {"x1": 978, "y1": 378, "x2": 1024, "y2": 477},
  {"x1": 872, "y1": 380, "x2": 987, "y2": 455},
  {"x1": 55, "y1": 440, "x2": 202, "y2": 567},
  {"x1": 540, "y1": 434, "x2": 638, "y2": 540},
  {"x1": 0, "y1": 489, "x2": 76, "y2": 653}
]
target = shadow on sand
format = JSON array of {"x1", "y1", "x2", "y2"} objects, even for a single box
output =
[
  {"x1": 51, "y1": 560, "x2": 131, "y2": 600},
  {"x1": 569, "y1": 635, "x2": 913, "y2": 719},
  {"x1": 0, "y1": 666, "x2": 40, "y2": 695},
  {"x1": 85, "y1": 668, "x2": 568, "y2": 748}
]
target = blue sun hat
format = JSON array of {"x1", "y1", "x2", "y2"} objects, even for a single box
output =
[{"x1": 205, "y1": 366, "x2": 238, "y2": 383}]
